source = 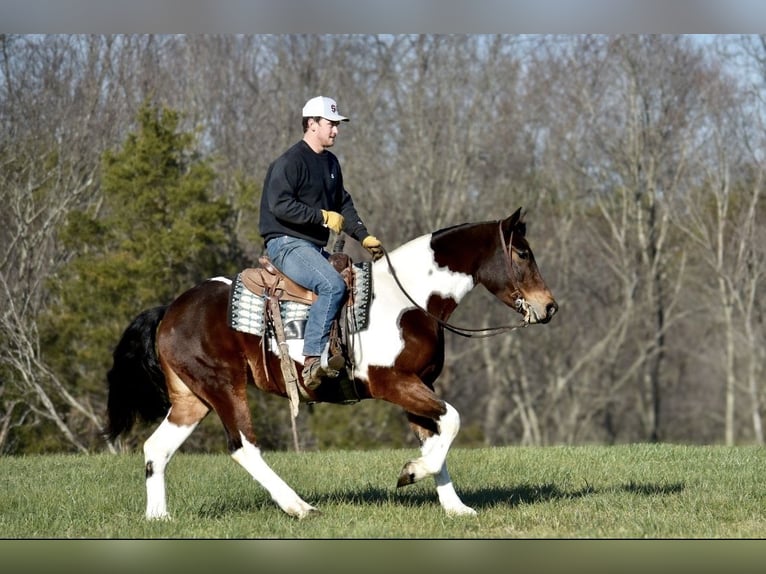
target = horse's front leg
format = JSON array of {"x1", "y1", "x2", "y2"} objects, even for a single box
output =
[{"x1": 398, "y1": 402, "x2": 477, "y2": 516}]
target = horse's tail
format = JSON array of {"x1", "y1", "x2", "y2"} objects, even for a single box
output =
[{"x1": 104, "y1": 305, "x2": 170, "y2": 442}]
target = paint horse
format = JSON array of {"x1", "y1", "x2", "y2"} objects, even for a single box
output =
[{"x1": 105, "y1": 207, "x2": 557, "y2": 519}]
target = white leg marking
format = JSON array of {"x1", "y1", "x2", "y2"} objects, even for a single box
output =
[
  {"x1": 434, "y1": 464, "x2": 477, "y2": 516},
  {"x1": 402, "y1": 403, "x2": 477, "y2": 516},
  {"x1": 231, "y1": 432, "x2": 317, "y2": 519},
  {"x1": 143, "y1": 415, "x2": 199, "y2": 520},
  {"x1": 412, "y1": 402, "x2": 461, "y2": 477}
]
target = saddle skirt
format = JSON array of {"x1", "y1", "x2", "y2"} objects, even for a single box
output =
[{"x1": 228, "y1": 255, "x2": 373, "y2": 339}]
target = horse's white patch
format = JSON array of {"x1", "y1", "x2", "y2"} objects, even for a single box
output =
[
  {"x1": 384, "y1": 235, "x2": 475, "y2": 305},
  {"x1": 266, "y1": 337, "x2": 305, "y2": 363},
  {"x1": 354, "y1": 235, "x2": 475, "y2": 373},
  {"x1": 210, "y1": 276, "x2": 232, "y2": 285}
]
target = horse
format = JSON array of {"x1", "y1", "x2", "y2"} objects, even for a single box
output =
[{"x1": 105, "y1": 207, "x2": 557, "y2": 519}]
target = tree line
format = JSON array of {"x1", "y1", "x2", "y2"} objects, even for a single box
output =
[{"x1": 1, "y1": 34, "x2": 764, "y2": 454}]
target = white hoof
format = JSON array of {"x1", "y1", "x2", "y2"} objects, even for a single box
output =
[
  {"x1": 445, "y1": 504, "x2": 478, "y2": 517},
  {"x1": 283, "y1": 499, "x2": 319, "y2": 519}
]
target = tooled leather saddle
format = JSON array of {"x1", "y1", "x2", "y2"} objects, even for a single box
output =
[
  {"x1": 241, "y1": 253, "x2": 355, "y2": 305},
  {"x1": 228, "y1": 252, "x2": 372, "y2": 410},
  {"x1": 228, "y1": 252, "x2": 372, "y2": 344}
]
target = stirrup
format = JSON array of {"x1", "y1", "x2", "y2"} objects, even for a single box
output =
[{"x1": 321, "y1": 347, "x2": 345, "y2": 378}]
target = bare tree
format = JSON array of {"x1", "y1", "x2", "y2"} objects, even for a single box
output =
[
  {"x1": 674, "y1": 39, "x2": 766, "y2": 445},
  {"x1": 0, "y1": 35, "x2": 127, "y2": 452},
  {"x1": 2, "y1": 34, "x2": 765, "y2": 452},
  {"x1": 473, "y1": 35, "x2": 735, "y2": 445}
]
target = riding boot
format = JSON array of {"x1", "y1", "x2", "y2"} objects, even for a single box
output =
[
  {"x1": 301, "y1": 357, "x2": 324, "y2": 390},
  {"x1": 302, "y1": 354, "x2": 345, "y2": 391}
]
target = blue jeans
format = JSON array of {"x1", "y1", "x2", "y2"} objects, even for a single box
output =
[{"x1": 266, "y1": 235, "x2": 347, "y2": 357}]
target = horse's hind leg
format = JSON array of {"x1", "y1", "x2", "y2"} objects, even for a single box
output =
[
  {"x1": 143, "y1": 372, "x2": 210, "y2": 520},
  {"x1": 400, "y1": 402, "x2": 477, "y2": 516}
]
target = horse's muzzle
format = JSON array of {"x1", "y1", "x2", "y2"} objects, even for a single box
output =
[
  {"x1": 523, "y1": 298, "x2": 558, "y2": 324},
  {"x1": 540, "y1": 301, "x2": 558, "y2": 324}
]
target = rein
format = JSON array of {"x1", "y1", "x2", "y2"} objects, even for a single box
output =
[{"x1": 381, "y1": 221, "x2": 528, "y2": 338}]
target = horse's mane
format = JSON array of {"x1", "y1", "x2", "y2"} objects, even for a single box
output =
[
  {"x1": 430, "y1": 221, "x2": 478, "y2": 241},
  {"x1": 431, "y1": 215, "x2": 526, "y2": 245}
]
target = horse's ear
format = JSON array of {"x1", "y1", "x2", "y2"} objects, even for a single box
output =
[{"x1": 502, "y1": 207, "x2": 526, "y2": 240}]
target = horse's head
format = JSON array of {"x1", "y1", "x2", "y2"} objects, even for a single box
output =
[{"x1": 483, "y1": 207, "x2": 558, "y2": 325}]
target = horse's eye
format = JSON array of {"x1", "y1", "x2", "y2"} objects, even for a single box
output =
[{"x1": 516, "y1": 249, "x2": 529, "y2": 260}]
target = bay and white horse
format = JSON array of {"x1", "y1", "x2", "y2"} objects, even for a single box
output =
[{"x1": 105, "y1": 207, "x2": 557, "y2": 519}]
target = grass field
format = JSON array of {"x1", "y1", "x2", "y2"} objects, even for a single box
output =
[{"x1": 1, "y1": 443, "x2": 764, "y2": 539}]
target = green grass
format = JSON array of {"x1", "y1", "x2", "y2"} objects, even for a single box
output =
[{"x1": 1, "y1": 444, "x2": 764, "y2": 538}]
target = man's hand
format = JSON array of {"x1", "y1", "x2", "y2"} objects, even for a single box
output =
[
  {"x1": 321, "y1": 210, "x2": 344, "y2": 234},
  {"x1": 362, "y1": 235, "x2": 384, "y2": 261}
]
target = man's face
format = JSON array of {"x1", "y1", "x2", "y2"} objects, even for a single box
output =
[{"x1": 311, "y1": 117, "x2": 340, "y2": 148}]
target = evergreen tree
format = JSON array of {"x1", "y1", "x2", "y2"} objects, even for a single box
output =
[{"x1": 43, "y1": 101, "x2": 239, "y2": 421}]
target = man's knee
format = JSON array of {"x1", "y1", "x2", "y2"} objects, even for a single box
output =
[{"x1": 318, "y1": 267, "x2": 346, "y2": 296}]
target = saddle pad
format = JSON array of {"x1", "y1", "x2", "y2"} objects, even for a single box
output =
[{"x1": 228, "y1": 261, "x2": 373, "y2": 338}]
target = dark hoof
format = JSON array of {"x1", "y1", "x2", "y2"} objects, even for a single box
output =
[{"x1": 397, "y1": 468, "x2": 415, "y2": 488}]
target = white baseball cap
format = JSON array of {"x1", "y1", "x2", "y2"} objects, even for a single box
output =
[{"x1": 302, "y1": 96, "x2": 349, "y2": 122}]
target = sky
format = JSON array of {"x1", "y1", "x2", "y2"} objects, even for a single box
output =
[{"x1": 0, "y1": 0, "x2": 764, "y2": 33}]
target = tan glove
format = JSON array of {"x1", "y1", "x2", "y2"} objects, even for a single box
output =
[
  {"x1": 321, "y1": 210, "x2": 344, "y2": 234},
  {"x1": 362, "y1": 235, "x2": 384, "y2": 261}
]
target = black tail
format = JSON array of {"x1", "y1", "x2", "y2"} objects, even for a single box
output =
[{"x1": 104, "y1": 305, "x2": 170, "y2": 442}]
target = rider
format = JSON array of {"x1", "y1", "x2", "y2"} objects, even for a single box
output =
[{"x1": 258, "y1": 96, "x2": 384, "y2": 390}]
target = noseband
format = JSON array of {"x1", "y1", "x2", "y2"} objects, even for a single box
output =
[{"x1": 381, "y1": 221, "x2": 528, "y2": 338}]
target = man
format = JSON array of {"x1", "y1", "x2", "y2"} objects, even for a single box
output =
[{"x1": 259, "y1": 96, "x2": 383, "y2": 390}]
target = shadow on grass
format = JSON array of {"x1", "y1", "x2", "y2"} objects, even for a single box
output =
[
  {"x1": 314, "y1": 479, "x2": 686, "y2": 512},
  {"x1": 307, "y1": 482, "x2": 598, "y2": 511},
  {"x1": 196, "y1": 496, "x2": 272, "y2": 518},
  {"x1": 195, "y1": 480, "x2": 685, "y2": 517},
  {"x1": 617, "y1": 481, "x2": 685, "y2": 496}
]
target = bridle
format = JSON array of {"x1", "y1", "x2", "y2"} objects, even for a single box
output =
[{"x1": 381, "y1": 221, "x2": 529, "y2": 338}]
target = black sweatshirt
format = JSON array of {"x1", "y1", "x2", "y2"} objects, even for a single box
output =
[{"x1": 258, "y1": 140, "x2": 370, "y2": 247}]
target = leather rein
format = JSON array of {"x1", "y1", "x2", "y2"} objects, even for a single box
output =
[{"x1": 381, "y1": 221, "x2": 528, "y2": 338}]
